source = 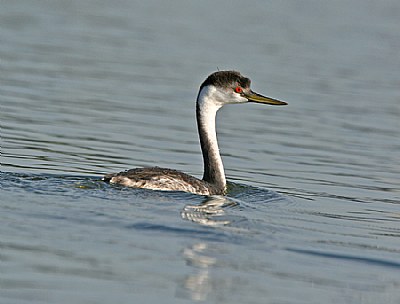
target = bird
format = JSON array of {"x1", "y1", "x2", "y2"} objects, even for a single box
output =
[{"x1": 103, "y1": 70, "x2": 287, "y2": 195}]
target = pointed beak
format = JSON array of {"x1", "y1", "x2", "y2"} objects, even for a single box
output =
[{"x1": 243, "y1": 90, "x2": 287, "y2": 105}]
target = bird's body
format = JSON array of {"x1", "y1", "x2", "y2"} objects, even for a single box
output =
[
  {"x1": 103, "y1": 167, "x2": 219, "y2": 195},
  {"x1": 103, "y1": 71, "x2": 287, "y2": 195}
]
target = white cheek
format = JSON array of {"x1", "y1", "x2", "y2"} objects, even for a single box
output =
[
  {"x1": 197, "y1": 85, "x2": 248, "y2": 106},
  {"x1": 230, "y1": 92, "x2": 247, "y2": 104},
  {"x1": 220, "y1": 90, "x2": 247, "y2": 104},
  {"x1": 237, "y1": 94, "x2": 248, "y2": 103}
]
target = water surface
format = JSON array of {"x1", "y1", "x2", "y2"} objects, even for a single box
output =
[{"x1": 1, "y1": 1, "x2": 399, "y2": 303}]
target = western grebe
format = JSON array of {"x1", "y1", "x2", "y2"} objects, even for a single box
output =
[{"x1": 103, "y1": 70, "x2": 287, "y2": 195}]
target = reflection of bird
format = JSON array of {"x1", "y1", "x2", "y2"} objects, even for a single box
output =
[
  {"x1": 103, "y1": 71, "x2": 287, "y2": 195},
  {"x1": 181, "y1": 196, "x2": 238, "y2": 227}
]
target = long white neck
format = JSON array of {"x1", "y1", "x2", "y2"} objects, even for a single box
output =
[{"x1": 196, "y1": 86, "x2": 226, "y2": 192}]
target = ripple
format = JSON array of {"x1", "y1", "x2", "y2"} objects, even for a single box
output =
[{"x1": 288, "y1": 248, "x2": 400, "y2": 269}]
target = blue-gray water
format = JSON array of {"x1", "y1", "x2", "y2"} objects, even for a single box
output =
[{"x1": 1, "y1": 1, "x2": 399, "y2": 303}]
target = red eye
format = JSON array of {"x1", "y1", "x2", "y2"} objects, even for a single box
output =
[{"x1": 235, "y1": 86, "x2": 243, "y2": 93}]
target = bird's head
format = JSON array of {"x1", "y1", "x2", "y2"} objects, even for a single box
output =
[{"x1": 197, "y1": 70, "x2": 287, "y2": 107}]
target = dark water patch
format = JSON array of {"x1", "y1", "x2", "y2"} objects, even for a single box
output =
[{"x1": 288, "y1": 248, "x2": 400, "y2": 269}]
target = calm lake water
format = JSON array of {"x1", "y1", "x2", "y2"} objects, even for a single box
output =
[{"x1": 1, "y1": 1, "x2": 400, "y2": 303}]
